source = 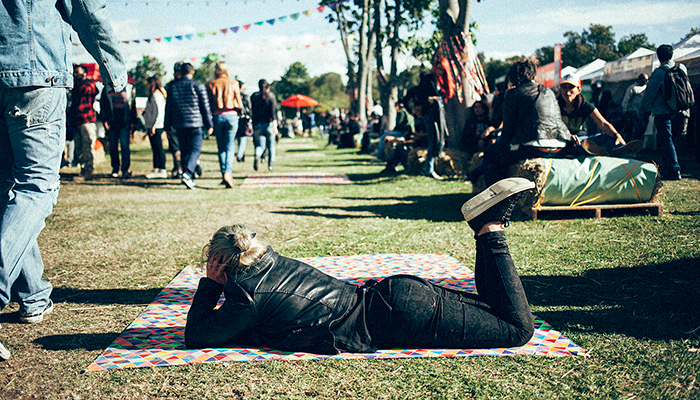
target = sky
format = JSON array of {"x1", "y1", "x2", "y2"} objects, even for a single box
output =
[{"x1": 74, "y1": 0, "x2": 700, "y2": 87}]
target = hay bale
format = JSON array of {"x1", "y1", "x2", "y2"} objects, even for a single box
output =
[
  {"x1": 508, "y1": 158, "x2": 548, "y2": 216},
  {"x1": 405, "y1": 148, "x2": 471, "y2": 177}
]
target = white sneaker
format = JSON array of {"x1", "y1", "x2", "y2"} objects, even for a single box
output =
[
  {"x1": 0, "y1": 325, "x2": 9, "y2": 361},
  {"x1": 146, "y1": 169, "x2": 168, "y2": 179}
]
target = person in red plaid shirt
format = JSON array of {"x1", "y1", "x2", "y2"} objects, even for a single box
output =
[{"x1": 70, "y1": 65, "x2": 99, "y2": 181}]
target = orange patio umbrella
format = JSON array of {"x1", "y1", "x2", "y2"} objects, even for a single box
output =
[{"x1": 279, "y1": 94, "x2": 318, "y2": 108}]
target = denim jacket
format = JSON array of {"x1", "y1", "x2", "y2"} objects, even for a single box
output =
[{"x1": 0, "y1": 0, "x2": 126, "y2": 91}]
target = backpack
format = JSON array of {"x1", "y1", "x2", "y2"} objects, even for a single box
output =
[{"x1": 663, "y1": 65, "x2": 695, "y2": 111}]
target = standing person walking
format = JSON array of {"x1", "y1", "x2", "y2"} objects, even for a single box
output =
[
  {"x1": 144, "y1": 76, "x2": 168, "y2": 179},
  {"x1": 207, "y1": 62, "x2": 242, "y2": 188},
  {"x1": 101, "y1": 87, "x2": 136, "y2": 178},
  {"x1": 641, "y1": 45, "x2": 693, "y2": 181},
  {"x1": 70, "y1": 65, "x2": 99, "y2": 181},
  {"x1": 250, "y1": 80, "x2": 278, "y2": 171},
  {"x1": 236, "y1": 81, "x2": 253, "y2": 163},
  {"x1": 0, "y1": 0, "x2": 127, "y2": 360},
  {"x1": 164, "y1": 63, "x2": 213, "y2": 189}
]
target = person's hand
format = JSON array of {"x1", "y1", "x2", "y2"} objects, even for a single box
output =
[
  {"x1": 206, "y1": 258, "x2": 228, "y2": 285},
  {"x1": 104, "y1": 122, "x2": 110, "y2": 131},
  {"x1": 614, "y1": 134, "x2": 626, "y2": 146},
  {"x1": 149, "y1": 127, "x2": 156, "y2": 137},
  {"x1": 480, "y1": 126, "x2": 495, "y2": 139},
  {"x1": 207, "y1": 127, "x2": 214, "y2": 137},
  {"x1": 571, "y1": 134, "x2": 581, "y2": 146}
]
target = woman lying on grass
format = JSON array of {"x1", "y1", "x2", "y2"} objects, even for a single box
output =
[{"x1": 185, "y1": 178, "x2": 536, "y2": 353}]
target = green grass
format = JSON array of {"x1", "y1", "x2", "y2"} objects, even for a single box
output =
[{"x1": 1, "y1": 136, "x2": 699, "y2": 399}]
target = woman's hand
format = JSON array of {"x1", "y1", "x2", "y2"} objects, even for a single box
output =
[
  {"x1": 206, "y1": 258, "x2": 228, "y2": 285},
  {"x1": 149, "y1": 127, "x2": 156, "y2": 137}
]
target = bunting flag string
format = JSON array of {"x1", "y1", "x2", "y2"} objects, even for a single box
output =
[
  {"x1": 119, "y1": 1, "x2": 349, "y2": 45},
  {"x1": 160, "y1": 36, "x2": 345, "y2": 63}
]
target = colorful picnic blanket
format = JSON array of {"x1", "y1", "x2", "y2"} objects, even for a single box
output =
[
  {"x1": 240, "y1": 172, "x2": 352, "y2": 188},
  {"x1": 85, "y1": 254, "x2": 585, "y2": 371}
]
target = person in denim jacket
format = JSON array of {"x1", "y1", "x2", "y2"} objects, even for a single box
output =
[{"x1": 0, "y1": 0, "x2": 127, "y2": 361}]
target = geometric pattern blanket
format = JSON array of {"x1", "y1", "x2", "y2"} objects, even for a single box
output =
[
  {"x1": 240, "y1": 172, "x2": 352, "y2": 188},
  {"x1": 85, "y1": 254, "x2": 585, "y2": 371}
]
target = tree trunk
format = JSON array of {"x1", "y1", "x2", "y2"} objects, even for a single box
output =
[
  {"x1": 438, "y1": 0, "x2": 472, "y2": 151},
  {"x1": 333, "y1": 4, "x2": 357, "y2": 102},
  {"x1": 356, "y1": 0, "x2": 376, "y2": 122}
]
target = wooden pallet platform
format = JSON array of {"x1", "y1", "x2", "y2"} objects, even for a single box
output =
[{"x1": 530, "y1": 202, "x2": 663, "y2": 221}]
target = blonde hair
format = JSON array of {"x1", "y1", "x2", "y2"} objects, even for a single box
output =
[
  {"x1": 214, "y1": 62, "x2": 229, "y2": 78},
  {"x1": 201, "y1": 224, "x2": 269, "y2": 276}
]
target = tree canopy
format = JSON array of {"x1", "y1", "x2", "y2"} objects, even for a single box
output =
[{"x1": 128, "y1": 56, "x2": 166, "y2": 97}]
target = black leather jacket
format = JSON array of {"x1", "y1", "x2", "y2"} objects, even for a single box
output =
[
  {"x1": 185, "y1": 247, "x2": 369, "y2": 354},
  {"x1": 502, "y1": 81, "x2": 571, "y2": 145}
]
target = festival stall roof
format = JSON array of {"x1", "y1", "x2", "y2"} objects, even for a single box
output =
[
  {"x1": 575, "y1": 59, "x2": 606, "y2": 82},
  {"x1": 560, "y1": 65, "x2": 578, "y2": 77},
  {"x1": 652, "y1": 34, "x2": 700, "y2": 69},
  {"x1": 603, "y1": 48, "x2": 655, "y2": 83}
]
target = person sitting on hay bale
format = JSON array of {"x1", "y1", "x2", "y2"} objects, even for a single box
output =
[
  {"x1": 469, "y1": 59, "x2": 622, "y2": 187},
  {"x1": 557, "y1": 73, "x2": 643, "y2": 158},
  {"x1": 185, "y1": 178, "x2": 536, "y2": 354}
]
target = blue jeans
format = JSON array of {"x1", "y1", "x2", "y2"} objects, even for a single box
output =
[
  {"x1": 108, "y1": 126, "x2": 131, "y2": 173},
  {"x1": 0, "y1": 87, "x2": 64, "y2": 314},
  {"x1": 253, "y1": 123, "x2": 276, "y2": 167},
  {"x1": 177, "y1": 127, "x2": 204, "y2": 180},
  {"x1": 376, "y1": 131, "x2": 402, "y2": 159},
  {"x1": 213, "y1": 114, "x2": 239, "y2": 174},
  {"x1": 654, "y1": 113, "x2": 681, "y2": 174},
  {"x1": 236, "y1": 136, "x2": 248, "y2": 160}
]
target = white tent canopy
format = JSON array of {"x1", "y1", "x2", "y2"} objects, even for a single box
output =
[
  {"x1": 575, "y1": 59, "x2": 606, "y2": 81},
  {"x1": 652, "y1": 34, "x2": 700, "y2": 68}
]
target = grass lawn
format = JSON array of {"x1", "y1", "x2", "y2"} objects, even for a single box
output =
[{"x1": 1, "y1": 135, "x2": 699, "y2": 399}]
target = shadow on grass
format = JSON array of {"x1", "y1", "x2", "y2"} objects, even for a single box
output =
[
  {"x1": 50, "y1": 287, "x2": 163, "y2": 305},
  {"x1": 272, "y1": 192, "x2": 492, "y2": 223},
  {"x1": 523, "y1": 257, "x2": 700, "y2": 341},
  {"x1": 34, "y1": 332, "x2": 120, "y2": 351}
]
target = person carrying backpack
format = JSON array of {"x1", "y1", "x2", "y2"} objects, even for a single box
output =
[{"x1": 641, "y1": 44, "x2": 695, "y2": 181}]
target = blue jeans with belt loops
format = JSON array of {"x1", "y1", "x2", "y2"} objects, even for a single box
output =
[{"x1": 0, "y1": 86, "x2": 64, "y2": 314}]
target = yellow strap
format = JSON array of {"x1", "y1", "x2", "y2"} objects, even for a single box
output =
[
  {"x1": 534, "y1": 158, "x2": 553, "y2": 210},
  {"x1": 571, "y1": 160, "x2": 644, "y2": 206},
  {"x1": 569, "y1": 157, "x2": 601, "y2": 207}
]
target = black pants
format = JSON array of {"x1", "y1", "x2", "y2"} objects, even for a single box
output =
[
  {"x1": 366, "y1": 231, "x2": 534, "y2": 349},
  {"x1": 148, "y1": 128, "x2": 166, "y2": 170}
]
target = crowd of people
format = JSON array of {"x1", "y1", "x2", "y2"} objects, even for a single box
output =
[
  {"x1": 371, "y1": 48, "x2": 695, "y2": 184},
  {"x1": 1, "y1": 0, "x2": 694, "y2": 361}
]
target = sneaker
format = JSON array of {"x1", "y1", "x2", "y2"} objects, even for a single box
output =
[
  {"x1": 73, "y1": 170, "x2": 93, "y2": 182},
  {"x1": 609, "y1": 140, "x2": 643, "y2": 157},
  {"x1": 19, "y1": 299, "x2": 53, "y2": 324},
  {"x1": 379, "y1": 166, "x2": 399, "y2": 176},
  {"x1": 146, "y1": 169, "x2": 168, "y2": 179},
  {"x1": 194, "y1": 164, "x2": 203, "y2": 178},
  {"x1": 121, "y1": 170, "x2": 132, "y2": 179},
  {"x1": 0, "y1": 339, "x2": 9, "y2": 361},
  {"x1": 422, "y1": 170, "x2": 444, "y2": 180},
  {"x1": 581, "y1": 140, "x2": 607, "y2": 156},
  {"x1": 462, "y1": 178, "x2": 535, "y2": 233},
  {"x1": 0, "y1": 325, "x2": 9, "y2": 361},
  {"x1": 254, "y1": 157, "x2": 260, "y2": 171},
  {"x1": 181, "y1": 176, "x2": 196, "y2": 190},
  {"x1": 661, "y1": 170, "x2": 681, "y2": 181},
  {"x1": 111, "y1": 170, "x2": 120, "y2": 178}
]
